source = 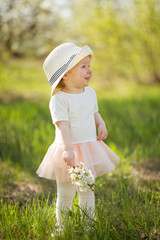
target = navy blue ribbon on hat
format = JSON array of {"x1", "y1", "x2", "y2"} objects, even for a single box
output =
[{"x1": 49, "y1": 54, "x2": 77, "y2": 86}]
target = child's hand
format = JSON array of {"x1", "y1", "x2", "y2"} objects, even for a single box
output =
[
  {"x1": 62, "y1": 150, "x2": 75, "y2": 167},
  {"x1": 97, "y1": 123, "x2": 108, "y2": 141}
]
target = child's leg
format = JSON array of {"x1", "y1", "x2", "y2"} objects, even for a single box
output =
[
  {"x1": 77, "y1": 188, "x2": 95, "y2": 219},
  {"x1": 56, "y1": 181, "x2": 76, "y2": 225}
]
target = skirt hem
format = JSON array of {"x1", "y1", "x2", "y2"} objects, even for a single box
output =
[{"x1": 36, "y1": 140, "x2": 120, "y2": 182}]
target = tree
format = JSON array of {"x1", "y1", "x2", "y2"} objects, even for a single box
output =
[
  {"x1": 68, "y1": 0, "x2": 160, "y2": 83},
  {"x1": 0, "y1": 0, "x2": 65, "y2": 58}
]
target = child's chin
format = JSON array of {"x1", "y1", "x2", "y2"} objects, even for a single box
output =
[{"x1": 84, "y1": 81, "x2": 89, "y2": 86}]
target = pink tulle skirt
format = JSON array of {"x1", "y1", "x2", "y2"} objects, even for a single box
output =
[{"x1": 36, "y1": 140, "x2": 120, "y2": 182}]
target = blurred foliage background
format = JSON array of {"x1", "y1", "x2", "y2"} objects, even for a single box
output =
[{"x1": 0, "y1": 0, "x2": 160, "y2": 85}]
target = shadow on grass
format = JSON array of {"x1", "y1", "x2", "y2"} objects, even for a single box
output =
[
  {"x1": 0, "y1": 95, "x2": 57, "y2": 202},
  {"x1": 98, "y1": 96, "x2": 160, "y2": 171},
  {"x1": 1, "y1": 174, "x2": 159, "y2": 240}
]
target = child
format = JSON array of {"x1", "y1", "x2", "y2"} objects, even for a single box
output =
[{"x1": 36, "y1": 43, "x2": 120, "y2": 226}]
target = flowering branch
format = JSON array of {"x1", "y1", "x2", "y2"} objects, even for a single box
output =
[{"x1": 68, "y1": 162, "x2": 95, "y2": 192}]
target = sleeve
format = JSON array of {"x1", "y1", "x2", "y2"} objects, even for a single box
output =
[
  {"x1": 92, "y1": 89, "x2": 99, "y2": 113},
  {"x1": 49, "y1": 94, "x2": 69, "y2": 124}
]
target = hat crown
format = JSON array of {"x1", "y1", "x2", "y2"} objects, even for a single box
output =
[
  {"x1": 42, "y1": 42, "x2": 94, "y2": 96},
  {"x1": 43, "y1": 43, "x2": 81, "y2": 80}
]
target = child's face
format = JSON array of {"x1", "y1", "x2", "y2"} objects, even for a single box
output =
[{"x1": 63, "y1": 56, "x2": 92, "y2": 89}]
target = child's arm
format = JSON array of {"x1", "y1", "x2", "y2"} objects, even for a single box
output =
[
  {"x1": 55, "y1": 121, "x2": 75, "y2": 167},
  {"x1": 94, "y1": 112, "x2": 108, "y2": 140}
]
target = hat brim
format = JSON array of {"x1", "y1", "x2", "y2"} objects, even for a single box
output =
[{"x1": 51, "y1": 45, "x2": 94, "y2": 95}]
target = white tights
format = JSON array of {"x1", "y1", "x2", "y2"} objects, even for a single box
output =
[{"x1": 56, "y1": 181, "x2": 95, "y2": 225}]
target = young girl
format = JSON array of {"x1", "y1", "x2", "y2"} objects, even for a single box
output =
[{"x1": 36, "y1": 42, "x2": 120, "y2": 226}]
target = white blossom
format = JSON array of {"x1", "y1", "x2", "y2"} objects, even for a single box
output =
[{"x1": 68, "y1": 162, "x2": 95, "y2": 192}]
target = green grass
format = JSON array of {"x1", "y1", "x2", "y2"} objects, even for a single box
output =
[
  {"x1": 0, "y1": 185, "x2": 159, "y2": 240},
  {"x1": 0, "y1": 59, "x2": 160, "y2": 239}
]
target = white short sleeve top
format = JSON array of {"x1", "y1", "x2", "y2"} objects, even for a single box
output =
[{"x1": 49, "y1": 87, "x2": 99, "y2": 144}]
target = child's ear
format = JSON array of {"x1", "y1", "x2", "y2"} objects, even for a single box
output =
[{"x1": 63, "y1": 73, "x2": 68, "y2": 80}]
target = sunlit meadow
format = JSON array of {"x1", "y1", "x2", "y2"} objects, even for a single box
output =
[{"x1": 0, "y1": 59, "x2": 159, "y2": 239}]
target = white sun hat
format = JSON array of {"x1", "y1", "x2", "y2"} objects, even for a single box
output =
[{"x1": 43, "y1": 43, "x2": 94, "y2": 95}]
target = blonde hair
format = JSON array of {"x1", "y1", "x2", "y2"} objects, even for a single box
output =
[{"x1": 52, "y1": 79, "x2": 65, "y2": 95}]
